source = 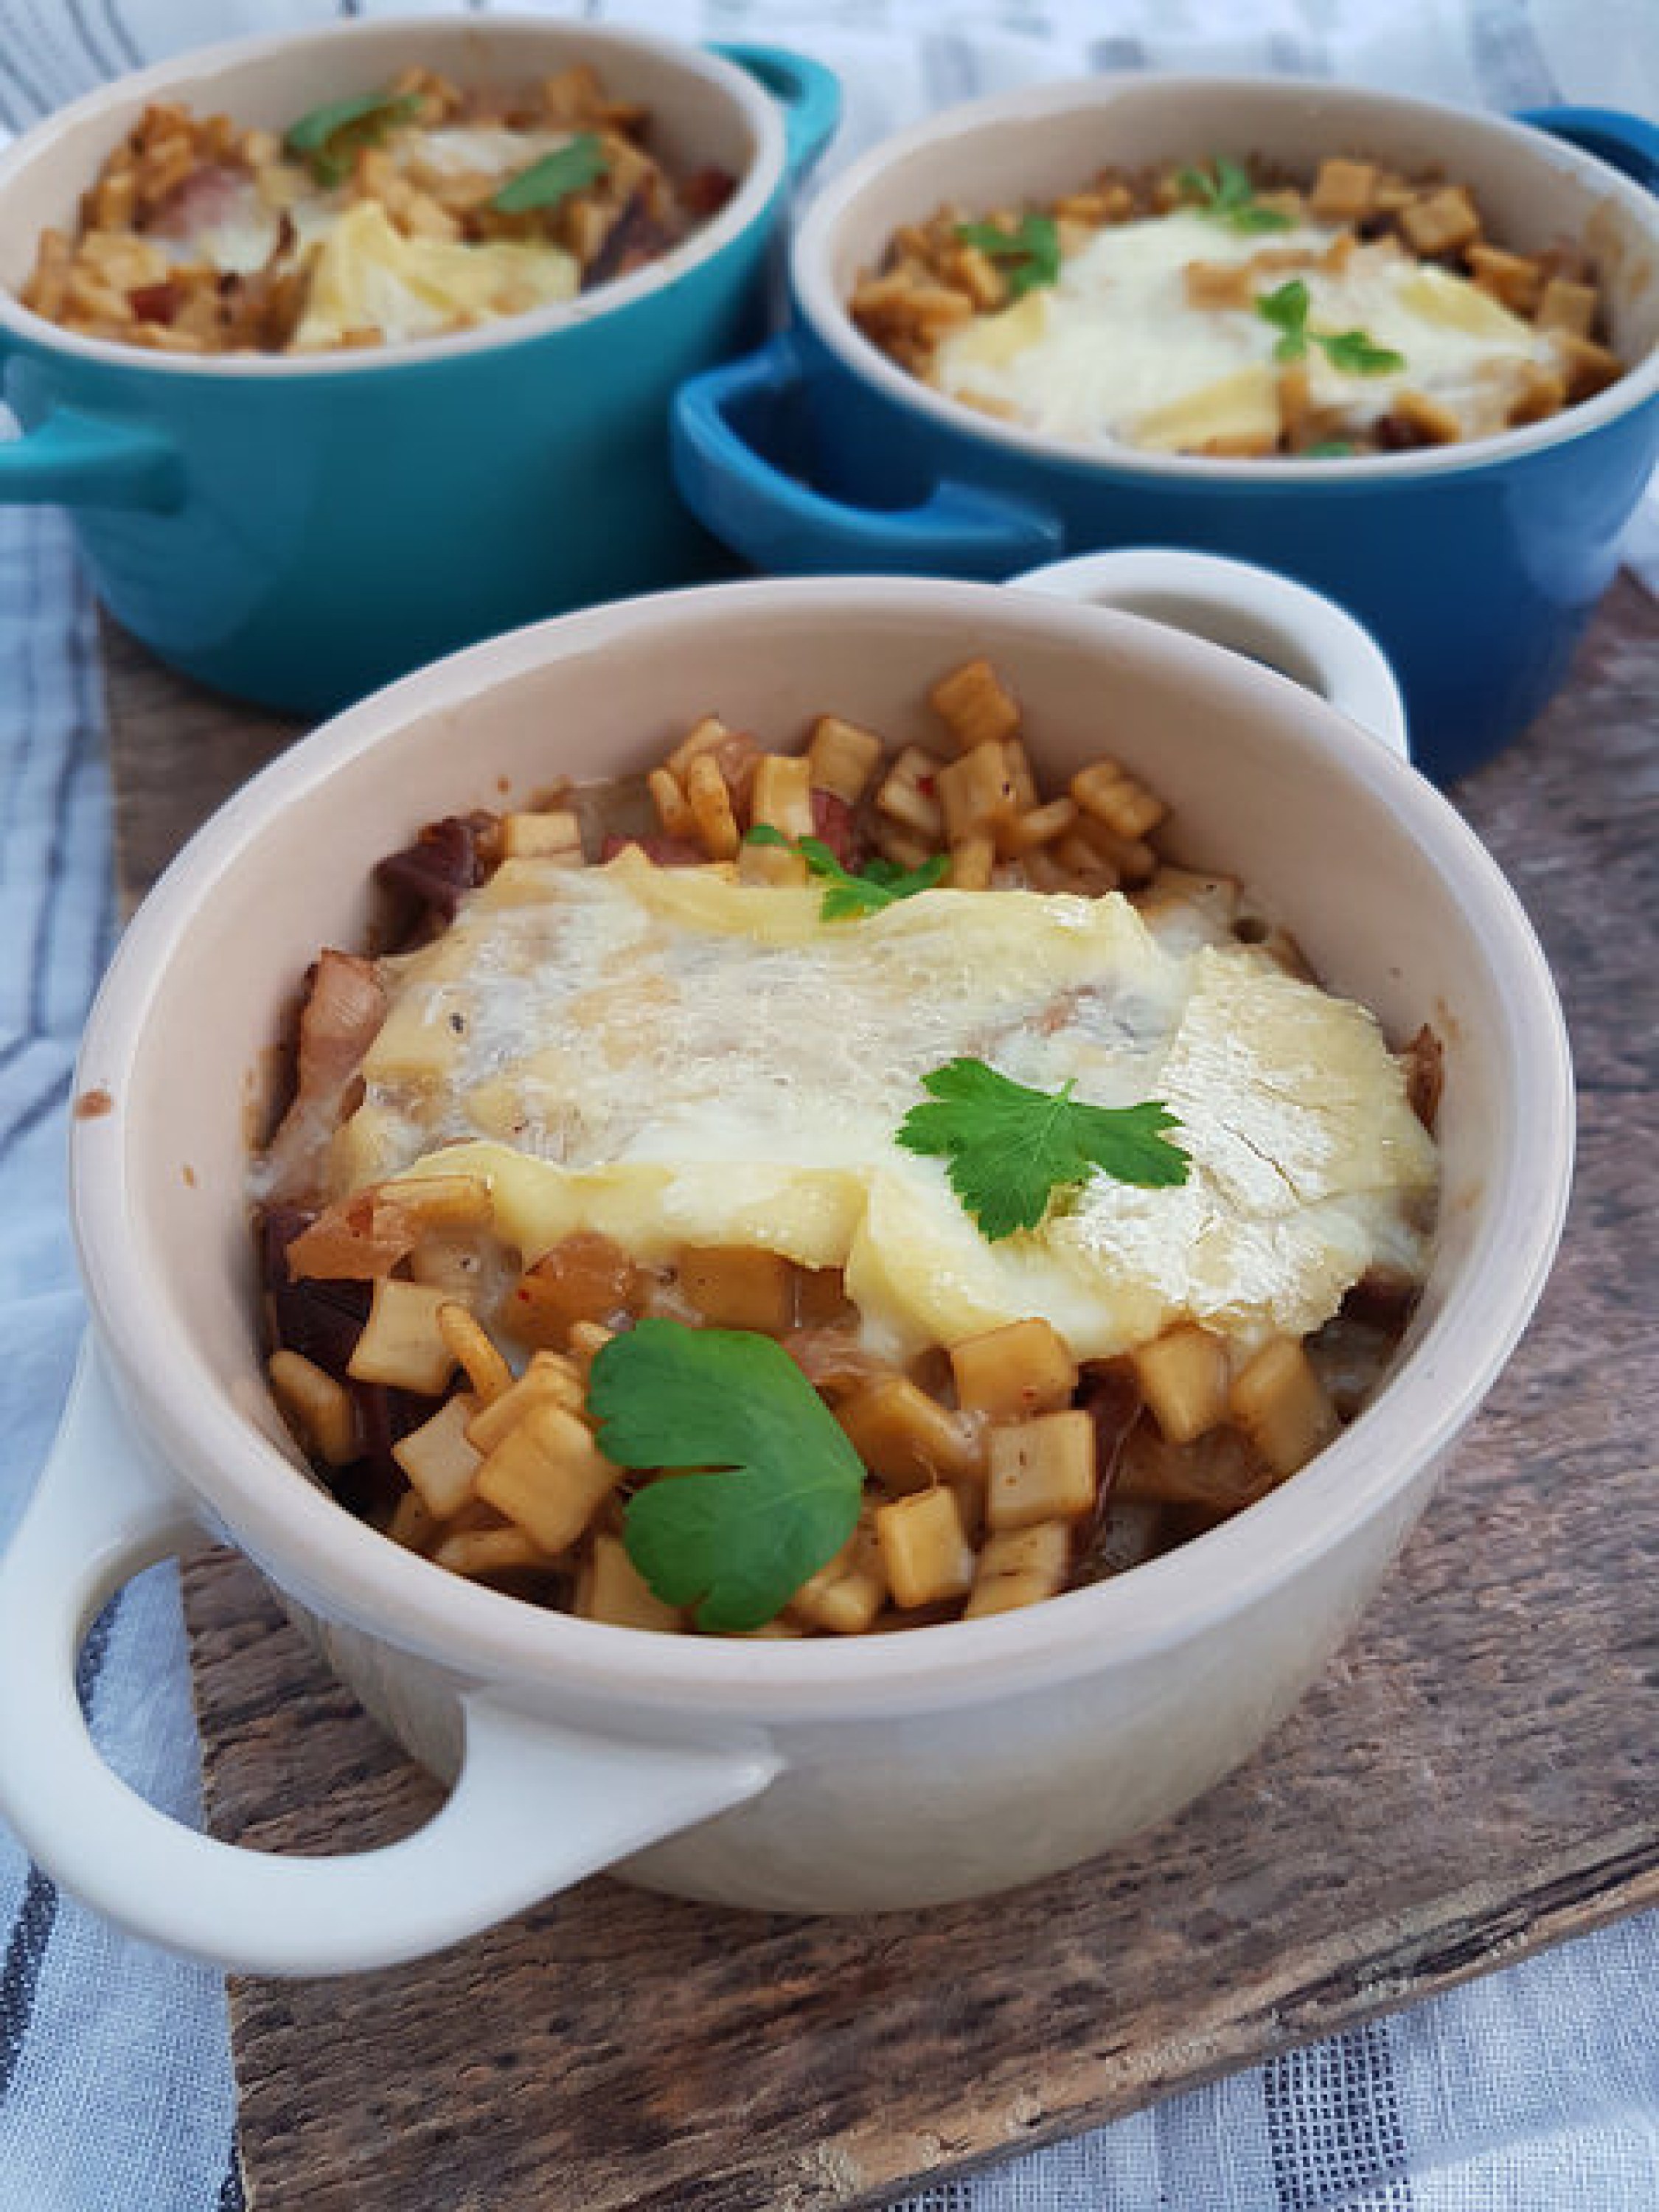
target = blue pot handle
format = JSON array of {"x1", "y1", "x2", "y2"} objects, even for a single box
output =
[
  {"x1": 711, "y1": 44, "x2": 841, "y2": 182},
  {"x1": 1516, "y1": 105, "x2": 1659, "y2": 195},
  {"x1": 0, "y1": 408, "x2": 181, "y2": 509},
  {"x1": 672, "y1": 329, "x2": 1063, "y2": 577}
]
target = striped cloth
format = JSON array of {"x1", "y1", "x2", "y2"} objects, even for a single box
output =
[{"x1": 0, "y1": 5, "x2": 1655, "y2": 2208}]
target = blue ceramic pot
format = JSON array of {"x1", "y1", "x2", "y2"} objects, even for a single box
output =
[
  {"x1": 672, "y1": 77, "x2": 1659, "y2": 782},
  {"x1": 0, "y1": 17, "x2": 840, "y2": 714}
]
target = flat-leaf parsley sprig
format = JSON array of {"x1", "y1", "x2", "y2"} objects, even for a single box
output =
[
  {"x1": 1177, "y1": 156, "x2": 1294, "y2": 236},
  {"x1": 590, "y1": 1318, "x2": 865, "y2": 1632},
  {"x1": 285, "y1": 89, "x2": 424, "y2": 187},
  {"x1": 745, "y1": 824, "x2": 947, "y2": 921},
  {"x1": 1256, "y1": 279, "x2": 1406, "y2": 375},
  {"x1": 954, "y1": 214, "x2": 1063, "y2": 300},
  {"x1": 490, "y1": 132, "x2": 609, "y2": 216},
  {"x1": 897, "y1": 1057, "x2": 1189, "y2": 1242}
]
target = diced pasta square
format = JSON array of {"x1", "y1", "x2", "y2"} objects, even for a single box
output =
[
  {"x1": 751, "y1": 754, "x2": 815, "y2": 841},
  {"x1": 464, "y1": 1352, "x2": 584, "y2": 1455},
  {"x1": 929, "y1": 658, "x2": 1021, "y2": 754},
  {"x1": 678, "y1": 1245, "x2": 796, "y2": 1332},
  {"x1": 876, "y1": 745, "x2": 947, "y2": 840},
  {"x1": 790, "y1": 1519, "x2": 887, "y2": 1634},
  {"x1": 476, "y1": 1402, "x2": 620, "y2": 1554},
  {"x1": 394, "y1": 1392, "x2": 483, "y2": 1517},
  {"x1": 839, "y1": 1375, "x2": 985, "y2": 1488},
  {"x1": 501, "y1": 810, "x2": 583, "y2": 864},
  {"x1": 346, "y1": 1279, "x2": 458, "y2": 1394},
  {"x1": 938, "y1": 741, "x2": 1020, "y2": 843},
  {"x1": 807, "y1": 714, "x2": 885, "y2": 804},
  {"x1": 577, "y1": 1533, "x2": 683, "y2": 1631},
  {"x1": 267, "y1": 1349, "x2": 358, "y2": 1467}
]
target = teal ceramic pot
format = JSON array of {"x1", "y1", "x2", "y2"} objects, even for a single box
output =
[
  {"x1": 671, "y1": 77, "x2": 1659, "y2": 782},
  {"x1": 0, "y1": 16, "x2": 839, "y2": 714}
]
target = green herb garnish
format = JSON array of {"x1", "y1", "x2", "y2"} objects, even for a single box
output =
[
  {"x1": 1304, "y1": 439, "x2": 1357, "y2": 458},
  {"x1": 591, "y1": 1319, "x2": 865, "y2": 1633},
  {"x1": 1256, "y1": 277, "x2": 1314, "y2": 361},
  {"x1": 489, "y1": 132, "x2": 608, "y2": 215},
  {"x1": 1256, "y1": 281, "x2": 1407, "y2": 376},
  {"x1": 954, "y1": 214, "x2": 1062, "y2": 300},
  {"x1": 1315, "y1": 328, "x2": 1407, "y2": 375},
  {"x1": 284, "y1": 88, "x2": 423, "y2": 187},
  {"x1": 1177, "y1": 156, "x2": 1294, "y2": 235},
  {"x1": 1255, "y1": 280, "x2": 1405, "y2": 376},
  {"x1": 895, "y1": 1057, "x2": 1189, "y2": 1243},
  {"x1": 745, "y1": 824, "x2": 947, "y2": 921}
]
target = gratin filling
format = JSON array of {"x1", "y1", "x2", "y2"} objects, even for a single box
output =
[
  {"x1": 21, "y1": 63, "x2": 734, "y2": 355},
  {"x1": 254, "y1": 658, "x2": 1441, "y2": 1635},
  {"x1": 854, "y1": 156, "x2": 1624, "y2": 456}
]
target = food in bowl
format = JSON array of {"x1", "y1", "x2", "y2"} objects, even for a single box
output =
[
  {"x1": 252, "y1": 655, "x2": 1441, "y2": 1640},
  {"x1": 852, "y1": 153, "x2": 1625, "y2": 456},
  {"x1": 21, "y1": 62, "x2": 735, "y2": 353}
]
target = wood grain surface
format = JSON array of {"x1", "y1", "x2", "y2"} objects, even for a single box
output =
[{"x1": 103, "y1": 585, "x2": 1658, "y2": 2212}]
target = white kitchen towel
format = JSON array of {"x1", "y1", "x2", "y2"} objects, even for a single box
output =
[{"x1": 0, "y1": 6, "x2": 1655, "y2": 2209}]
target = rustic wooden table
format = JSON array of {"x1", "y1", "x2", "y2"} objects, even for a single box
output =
[{"x1": 103, "y1": 581, "x2": 1658, "y2": 2212}]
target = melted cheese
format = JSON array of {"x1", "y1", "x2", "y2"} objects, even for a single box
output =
[
  {"x1": 933, "y1": 208, "x2": 1560, "y2": 450},
  {"x1": 291, "y1": 201, "x2": 577, "y2": 348},
  {"x1": 338, "y1": 850, "x2": 1437, "y2": 1363}
]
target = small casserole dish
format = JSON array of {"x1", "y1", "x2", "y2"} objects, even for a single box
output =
[
  {"x1": 0, "y1": 15, "x2": 840, "y2": 713},
  {"x1": 672, "y1": 76, "x2": 1659, "y2": 779},
  {"x1": 0, "y1": 556, "x2": 1570, "y2": 1974}
]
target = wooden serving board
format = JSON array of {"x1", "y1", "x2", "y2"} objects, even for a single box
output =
[{"x1": 102, "y1": 585, "x2": 1658, "y2": 2212}]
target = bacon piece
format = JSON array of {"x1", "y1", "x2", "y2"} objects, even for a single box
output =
[
  {"x1": 375, "y1": 814, "x2": 491, "y2": 928},
  {"x1": 128, "y1": 279, "x2": 181, "y2": 324},
  {"x1": 584, "y1": 189, "x2": 675, "y2": 288},
  {"x1": 153, "y1": 162, "x2": 248, "y2": 240},
  {"x1": 261, "y1": 950, "x2": 387, "y2": 1203},
  {"x1": 680, "y1": 166, "x2": 737, "y2": 218},
  {"x1": 809, "y1": 788, "x2": 860, "y2": 870}
]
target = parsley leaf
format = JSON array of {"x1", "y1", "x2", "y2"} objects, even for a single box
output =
[
  {"x1": 1256, "y1": 285, "x2": 1405, "y2": 378},
  {"x1": 1304, "y1": 439, "x2": 1357, "y2": 458},
  {"x1": 955, "y1": 214, "x2": 1062, "y2": 299},
  {"x1": 1178, "y1": 156, "x2": 1294, "y2": 235},
  {"x1": 744, "y1": 824, "x2": 947, "y2": 921},
  {"x1": 1315, "y1": 327, "x2": 1406, "y2": 376},
  {"x1": 896, "y1": 1057, "x2": 1189, "y2": 1242},
  {"x1": 590, "y1": 1318, "x2": 864, "y2": 1632},
  {"x1": 489, "y1": 132, "x2": 609, "y2": 216},
  {"x1": 285, "y1": 89, "x2": 423, "y2": 187},
  {"x1": 1256, "y1": 277, "x2": 1312, "y2": 361}
]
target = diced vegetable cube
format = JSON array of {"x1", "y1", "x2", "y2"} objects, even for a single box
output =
[
  {"x1": 949, "y1": 1318, "x2": 1077, "y2": 1422},
  {"x1": 807, "y1": 714, "x2": 885, "y2": 804},
  {"x1": 1131, "y1": 1324, "x2": 1230, "y2": 1444},
  {"x1": 874, "y1": 1486, "x2": 975, "y2": 1608},
  {"x1": 267, "y1": 1348, "x2": 359, "y2": 1467},
  {"x1": 501, "y1": 810, "x2": 582, "y2": 864},
  {"x1": 838, "y1": 1375, "x2": 986, "y2": 1489},
  {"x1": 678, "y1": 1245, "x2": 797, "y2": 1332},
  {"x1": 751, "y1": 753, "x2": 815, "y2": 840},
  {"x1": 1228, "y1": 1338, "x2": 1340, "y2": 1475},
  {"x1": 965, "y1": 1520, "x2": 1071, "y2": 1616},
  {"x1": 929, "y1": 658, "x2": 1020, "y2": 754},
  {"x1": 790, "y1": 1518, "x2": 887, "y2": 1634},
  {"x1": 986, "y1": 1410, "x2": 1097, "y2": 1530},
  {"x1": 875, "y1": 745, "x2": 947, "y2": 840}
]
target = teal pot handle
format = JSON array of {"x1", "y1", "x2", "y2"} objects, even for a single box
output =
[
  {"x1": 1517, "y1": 106, "x2": 1659, "y2": 195},
  {"x1": 712, "y1": 44, "x2": 841, "y2": 181},
  {"x1": 0, "y1": 406, "x2": 181, "y2": 509},
  {"x1": 672, "y1": 328, "x2": 1063, "y2": 576}
]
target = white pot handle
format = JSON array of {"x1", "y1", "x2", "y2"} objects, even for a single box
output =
[
  {"x1": 1015, "y1": 547, "x2": 1410, "y2": 761},
  {"x1": 0, "y1": 1341, "x2": 780, "y2": 1976}
]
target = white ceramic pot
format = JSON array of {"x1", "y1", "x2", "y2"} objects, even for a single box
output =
[{"x1": 0, "y1": 554, "x2": 1571, "y2": 1975}]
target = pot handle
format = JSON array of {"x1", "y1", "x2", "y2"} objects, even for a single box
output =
[
  {"x1": 711, "y1": 44, "x2": 842, "y2": 181},
  {"x1": 1014, "y1": 546, "x2": 1411, "y2": 760},
  {"x1": 1516, "y1": 106, "x2": 1659, "y2": 195},
  {"x1": 672, "y1": 327, "x2": 1064, "y2": 576},
  {"x1": 0, "y1": 407, "x2": 181, "y2": 509},
  {"x1": 0, "y1": 1342, "x2": 780, "y2": 1977}
]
